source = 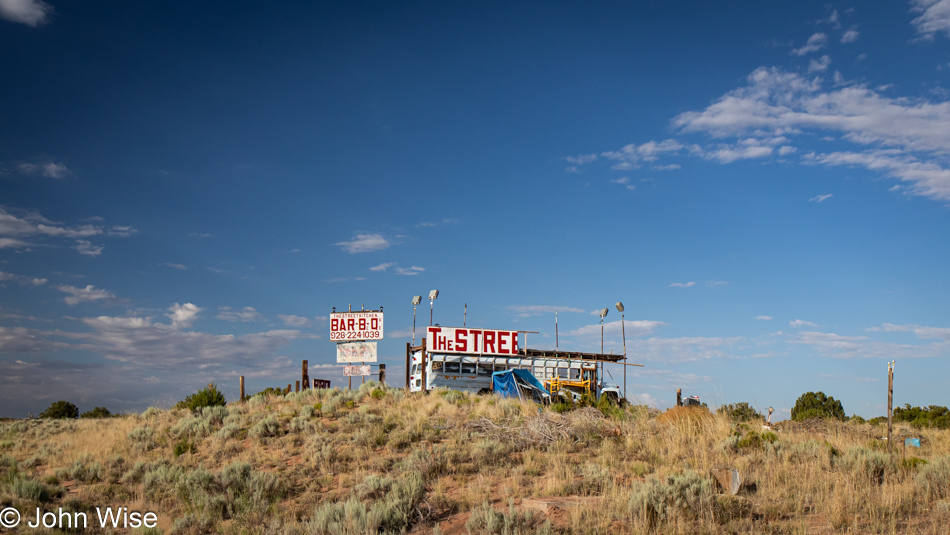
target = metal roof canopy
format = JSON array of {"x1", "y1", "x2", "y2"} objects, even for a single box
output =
[{"x1": 410, "y1": 345, "x2": 627, "y2": 363}]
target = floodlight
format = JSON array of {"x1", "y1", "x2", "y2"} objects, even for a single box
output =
[
  {"x1": 599, "y1": 308, "x2": 609, "y2": 318},
  {"x1": 412, "y1": 296, "x2": 422, "y2": 305},
  {"x1": 428, "y1": 289, "x2": 439, "y2": 300},
  {"x1": 615, "y1": 302, "x2": 624, "y2": 313}
]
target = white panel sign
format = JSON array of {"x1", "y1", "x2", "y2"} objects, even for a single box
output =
[
  {"x1": 336, "y1": 341, "x2": 378, "y2": 363},
  {"x1": 426, "y1": 326, "x2": 520, "y2": 356},
  {"x1": 344, "y1": 365, "x2": 372, "y2": 377},
  {"x1": 330, "y1": 311, "x2": 384, "y2": 341}
]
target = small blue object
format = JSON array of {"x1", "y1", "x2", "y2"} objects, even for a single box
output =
[{"x1": 905, "y1": 438, "x2": 921, "y2": 448}]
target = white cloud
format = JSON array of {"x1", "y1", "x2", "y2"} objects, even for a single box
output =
[
  {"x1": 0, "y1": 270, "x2": 46, "y2": 286},
  {"x1": 628, "y1": 336, "x2": 744, "y2": 363},
  {"x1": 841, "y1": 28, "x2": 860, "y2": 43},
  {"x1": 911, "y1": 0, "x2": 950, "y2": 39},
  {"x1": 278, "y1": 314, "x2": 311, "y2": 327},
  {"x1": 74, "y1": 240, "x2": 103, "y2": 256},
  {"x1": 670, "y1": 281, "x2": 695, "y2": 288},
  {"x1": 335, "y1": 233, "x2": 390, "y2": 254},
  {"x1": 565, "y1": 153, "x2": 598, "y2": 165},
  {"x1": 370, "y1": 262, "x2": 395, "y2": 272},
  {"x1": 791, "y1": 33, "x2": 827, "y2": 56},
  {"x1": 600, "y1": 139, "x2": 684, "y2": 169},
  {"x1": 395, "y1": 266, "x2": 425, "y2": 276},
  {"x1": 791, "y1": 329, "x2": 949, "y2": 359},
  {"x1": 57, "y1": 284, "x2": 116, "y2": 305},
  {"x1": 755, "y1": 315, "x2": 773, "y2": 321},
  {"x1": 0, "y1": 326, "x2": 66, "y2": 353},
  {"x1": 166, "y1": 303, "x2": 202, "y2": 329},
  {"x1": 17, "y1": 161, "x2": 70, "y2": 178},
  {"x1": 163, "y1": 262, "x2": 187, "y2": 270},
  {"x1": 672, "y1": 67, "x2": 950, "y2": 201},
  {"x1": 507, "y1": 305, "x2": 586, "y2": 317},
  {"x1": 808, "y1": 55, "x2": 832, "y2": 73},
  {"x1": 789, "y1": 319, "x2": 818, "y2": 328},
  {"x1": 875, "y1": 323, "x2": 950, "y2": 341},
  {"x1": 810, "y1": 193, "x2": 833, "y2": 202},
  {"x1": 0, "y1": 238, "x2": 30, "y2": 248},
  {"x1": 779, "y1": 146, "x2": 798, "y2": 155},
  {"x1": 108, "y1": 226, "x2": 137, "y2": 237},
  {"x1": 566, "y1": 320, "x2": 667, "y2": 339},
  {"x1": 610, "y1": 176, "x2": 636, "y2": 190},
  {"x1": 0, "y1": 0, "x2": 52, "y2": 27},
  {"x1": 803, "y1": 150, "x2": 950, "y2": 201},
  {"x1": 216, "y1": 306, "x2": 265, "y2": 322}
]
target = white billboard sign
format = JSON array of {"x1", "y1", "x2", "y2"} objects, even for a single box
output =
[
  {"x1": 330, "y1": 311, "x2": 384, "y2": 341},
  {"x1": 343, "y1": 365, "x2": 372, "y2": 377},
  {"x1": 426, "y1": 326, "x2": 520, "y2": 356},
  {"x1": 336, "y1": 341, "x2": 378, "y2": 363}
]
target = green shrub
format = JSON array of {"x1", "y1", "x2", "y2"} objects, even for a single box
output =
[
  {"x1": 465, "y1": 499, "x2": 550, "y2": 534},
  {"x1": 627, "y1": 471, "x2": 714, "y2": 529},
  {"x1": 80, "y1": 406, "x2": 112, "y2": 418},
  {"x1": 791, "y1": 391, "x2": 845, "y2": 421},
  {"x1": 11, "y1": 476, "x2": 53, "y2": 502},
  {"x1": 717, "y1": 402, "x2": 764, "y2": 422},
  {"x1": 893, "y1": 404, "x2": 950, "y2": 429},
  {"x1": 915, "y1": 455, "x2": 950, "y2": 501},
  {"x1": 176, "y1": 384, "x2": 227, "y2": 412},
  {"x1": 250, "y1": 387, "x2": 285, "y2": 399},
  {"x1": 173, "y1": 438, "x2": 196, "y2": 457},
  {"x1": 39, "y1": 400, "x2": 79, "y2": 419}
]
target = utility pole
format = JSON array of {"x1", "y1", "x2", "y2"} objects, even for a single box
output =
[{"x1": 887, "y1": 361, "x2": 895, "y2": 455}]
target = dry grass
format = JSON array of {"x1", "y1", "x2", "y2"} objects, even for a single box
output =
[{"x1": 2, "y1": 383, "x2": 950, "y2": 534}]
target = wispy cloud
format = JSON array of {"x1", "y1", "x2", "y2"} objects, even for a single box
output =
[
  {"x1": 278, "y1": 314, "x2": 311, "y2": 327},
  {"x1": 670, "y1": 281, "x2": 695, "y2": 288},
  {"x1": 17, "y1": 161, "x2": 70, "y2": 178},
  {"x1": 841, "y1": 28, "x2": 860, "y2": 43},
  {"x1": 0, "y1": 270, "x2": 47, "y2": 286},
  {"x1": 755, "y1": 315, "x2": 773, "y2": 321},
  {"x1": 74, "y1": 240, "x2": 103, "y2": 256},
  {"x1": 790, "y1": 319, "x2": 818, "y2": 328},
  {"x1": 808, "y1": 55, "x2": 832, "y2": 73},
  {"x1": 163, "y1": 262, "x2": 187, "y2": 270},
  {"x1": 216, "y1": 306, "x2": 265, "y2": 322},
  {"x1": 911, "y1": 0, "x2": 950, "y2": 40},
  {"x1": 57, "y1": 284, "x2": 116, "y2": 306},
  {"x1": 566, "y1": 320, "x2": 667, "y2": 339},
  {"x1": 370, "y1": 262, "x2": 395, "y2": 272},
  {"x1": 395, "y1": 266, "x2": 425, "y2": 276},
  {"x1": 791, "y1": 33, "x2": 827, "y2": 56},
  {"x1": 672, "y1": 67, "x2": 950, "y2": 201},
  {"x1": 0, "y1": 0, "x2": 53, "y2": 27},
  {"x1": 335, "y1": 233, "x2": 390, "y2": 254},
  {"x1": 810, "y1": 193, "x2": 833, "y2": 202},
  {"x1": 610, "y1": 177, "x2": 636, "y2": 190}
]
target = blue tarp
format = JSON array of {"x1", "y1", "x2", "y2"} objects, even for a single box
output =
[{"x1": 492, "y1": 369, "x2": 549, "y2": 401}]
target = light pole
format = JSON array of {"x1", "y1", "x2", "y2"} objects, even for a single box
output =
[
  {"x1": 411, "y1": 296, "x2": 422, "y2": 345},
  {"x1": 598, "y1": 308, "x2": 608, "y2": 353},
  {"x1": 616, "y1": 301, "x2": 626, "y2": 403},
  {"x1": 428, "y1": 289, "x2": 439, "y2": 326}
]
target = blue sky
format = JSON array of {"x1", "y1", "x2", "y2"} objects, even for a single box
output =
[{"x1": 1, "y1": 0, "x2": 949, "y2": 418}]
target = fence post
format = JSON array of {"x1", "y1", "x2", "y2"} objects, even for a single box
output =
[
  {"x1": 302, "y1": 360, "x2": 309, "y2": 390},
  {"x1": 676, "y1": 388, "x2": 682, "y2": 407},
  {"x1": 405, "y1": 343, "x2": 411, "y2": 388},
  {"x1": 295, "y1": 380, "x2": 300, "y2": 393},
  {"x1": 887, "y1": 361, "x2": 895, "y2": 455},
  {"x1": 379, "y1": 363, "x2": 386, "y2": 385},
  {"x1": 286, "y1": 384, "x2": 291, "y2": 394},
  {"x1": 239, "y1": 376, "x2": 245, "y2": 402}
]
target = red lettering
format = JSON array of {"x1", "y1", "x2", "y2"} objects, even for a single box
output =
[
  {"x1": 371, "y1": 318, "x2": 379, "y2": 329},
  {"x1": 347, "y1": 318, "x2": 355, "y2": 330},
  {"x1": 439, "y1": 335, "x2": 448, "y2": 351},
  {"x1": 498, "y1": 331, "x2": 508, "y2": 353},
  {"x1": 455, "y1": 329, "x2": 468, "y2": 352},
  {"x1": 512, "y1": 332, "x2": 519, "y2": 354},
  {"x1": 484, "y1": 331, "x2": 496, "y2": 353},
  {"x1": 427, "y1": 327, "x2": 441, "y2": 349},
  {"x1": 469, "y1": 330, "x2": 482, "y2": 353},
  {"x1": 359, "y1": 318, "x2": 366, "y2": 330},
  {"x1": 331, "y1": 318, "x2": 338, "y2": 331}
]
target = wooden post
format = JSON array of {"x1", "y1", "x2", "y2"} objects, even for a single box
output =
[
  {"x1": 676, "y1": 388, "x2": 682, "y2": 407},
  {"x1": 379, "y1": 363, "x2": 386, "y2": 385},
  {"x1": 405, "y1": 343, "x2": 411, "y2": 388},
  {"x1": 239, "y1": 376, "x2": 245, "y2": 402},
  {"x1": 421, "y1": 338, "x2": 427, "y2": 393},
  {"x1": 286, "y1": 384, "x2": 291, "y2": 394},
  {"x1": 302, "y1": 360, "x2": 309, "y2": 390},
  {"x1": 887, "y1": 361, "x2": 895, "y2": 455},
  {"x1": 295, "y1": 380, "x2": 300, "y2": 393}
]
